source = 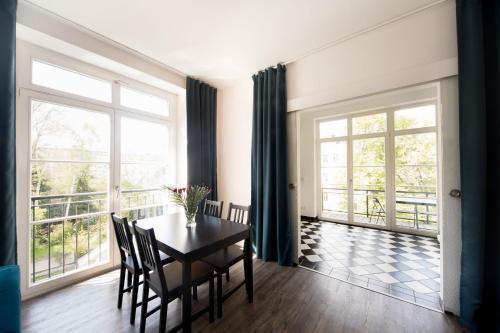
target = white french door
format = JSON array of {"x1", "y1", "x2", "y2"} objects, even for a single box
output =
[
  {"x1": 16, "y1": 44, "x2": 178, "y2": 298},
  {"x1": 317, "y1": 102, "x2": 439, "y2": 236},
  {"x1": 22, "y1": 92, "x2": 115, "y2": 287},
  {"x1": 20, "y1": 92, "x2": 173, "y2": 293}
]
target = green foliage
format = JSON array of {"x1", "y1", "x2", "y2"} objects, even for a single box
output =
[
  {"x1": 322, "y1": 112, "x2": 437, "y2": 228},
  {"x1": 167, "y1": 185, "x2": 210, "y2": 221}
]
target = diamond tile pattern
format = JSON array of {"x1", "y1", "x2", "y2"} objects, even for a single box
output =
[{"x1": 299, "y1": 220, "x2": 442, "y2": 311}]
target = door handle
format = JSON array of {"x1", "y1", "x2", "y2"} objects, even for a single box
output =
[{"x1": 449, "y1": 189, "x2": 461, "y2": 198}]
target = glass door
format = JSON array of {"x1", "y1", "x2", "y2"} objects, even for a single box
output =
[
  {"x1": 317, "y1": 103, "x2": 439, "y2": 236},
  {"x1": 29, "y1": 99, "x2": 111, "y2": 284},
  {"x1": 118, "y1": 115, "x2": 171, "y2": 220},
  {"x1": 393, "y1": 105, "x2": 438, "y2": 233},
  {"x1": 351, "y1": 113, "x2": 387, "y2": 226}
]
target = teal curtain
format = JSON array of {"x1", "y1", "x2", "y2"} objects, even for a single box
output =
[
  {"x1": 251, "y1": 64, "x2": 293, "y2": 266},
  {"x1": 0, "y1": 0, "x2": 17, "y2": 266},
  {"x1": 457, "y1": 0, "x2": 500, "y2": 330},
  {"x1": 186, "y1": 77, "x2": 218, "y2": 200}
]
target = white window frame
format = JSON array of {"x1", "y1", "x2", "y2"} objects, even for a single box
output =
[
  {"x1": 16, "y1": 42, "x2": 179, "y2": 299},
  {"x1": 315, "y1": 100, "x2": 439, "y2": 237}
]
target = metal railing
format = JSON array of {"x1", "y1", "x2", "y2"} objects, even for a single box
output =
[
  {"x1": 321, "y1": 187, "x2": 437, "y2": 228},
  {"x1": 29, "y1": 188, "x2": 168, "y2": 283}
]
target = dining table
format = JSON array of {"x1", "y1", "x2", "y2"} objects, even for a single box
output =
[{"x1": 135, "y1": 212, "x2": 253, "y2": 333}]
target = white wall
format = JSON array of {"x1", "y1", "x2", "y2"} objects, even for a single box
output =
[
  {"x1": 287, "y1": 0, "x2": 457, "y2": 111},
  {"x1": 217, "y1": 79, "x2": 253, "y2": 216},
  {"x1": 217, "y1": 0, "x2": 458, "y2": 217}
]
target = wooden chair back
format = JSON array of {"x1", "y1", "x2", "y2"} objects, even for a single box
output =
[
  {"x1": 204, "y1": 199, "x2": 223, "y2": 218},
  {"x1": 227, "y1": 203, "x2": 251, "y2": 225},
  {"x1": 132, "y1": 221, "x2": 168, "y2": 290},
  {"x1": 111, "y1": 212, "x2": 139, "y2": 268}
]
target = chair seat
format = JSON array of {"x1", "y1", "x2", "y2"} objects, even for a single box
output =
[
  {"x1": 201, "y1": 245, "x2": 244, "y2": 271},
  {"x1": 125, "y1": 252, "x2": 174, "y2": 272},
  {"x1": 151, "y1": 261, "x2": 212, "y2": 292}
]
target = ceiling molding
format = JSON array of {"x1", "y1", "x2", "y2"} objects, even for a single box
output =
[{"x1": 283, "y1": 0, "x2": 450, "y2": 65}]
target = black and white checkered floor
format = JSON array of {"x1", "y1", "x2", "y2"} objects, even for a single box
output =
[{"x1": 299, "y1": 220, "x2": 442, "y2": 311}]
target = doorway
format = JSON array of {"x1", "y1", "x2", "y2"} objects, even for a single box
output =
[
  {"x1": 294, "y1": 82, "x2": 461, "y2": 313},
  {"x1": 317, "y1": 103, "x2": 438, "y2": 237}
]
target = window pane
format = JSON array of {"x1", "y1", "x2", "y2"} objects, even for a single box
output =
[
  {"x1": 320, "y1": 141, "x2": 348, "y2": 221},
  {"x1": 31, "y1": 100, "x2": 110, "y2": 162},
  {"x1": 120, "y1": 87, "x2": 169, "y2": 117},
  {"x1": 352, "y1": 113, "x2": 386, "y2": 135},
  {"x1": 395, "y1": 132, "x2": 438, "y2": 231},
  {"x1": 319, "y1": 119, "x2": 347, "y2": 138},
  {"x1": 353, "y1": 137, "x2": 386, "y2": 225},
  {"x1": 394, "y1": 105, "x2": 436, "y2": 130},
  {"x1": 321, "y1": 142, "x2": 347, "y2": 167},
  {"x1": 32, "y1": 60, "x2": 111, "y2": 102},
  {"x1": 121, "y1": 117, "x2": 169, "y2": 163},
  {"x1": 120, "y1": 117, "x2": 170, "y2": 221}
]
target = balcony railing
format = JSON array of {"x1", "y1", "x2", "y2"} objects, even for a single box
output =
[
  {"x1": 321, "y1": 186, "x2": 437, "y2": 230},
  {"x1": 29, "y1": 188, "x2": 169, "y2": 284}
]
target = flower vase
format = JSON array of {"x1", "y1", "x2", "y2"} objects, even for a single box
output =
[{"x1": 185, "y1": 208, "x2": 198, "y2": 228}]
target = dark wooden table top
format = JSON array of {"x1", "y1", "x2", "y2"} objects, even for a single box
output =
[{"x1": 135, "y1": 213, "x2": 251, "y2": 261}]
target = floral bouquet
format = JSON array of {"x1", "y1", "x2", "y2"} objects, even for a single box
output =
[{"x1": 166, "y1": 185, "x2": 210, "y2": 227}]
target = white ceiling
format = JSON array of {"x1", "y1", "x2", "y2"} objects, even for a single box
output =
[{"x1": 26, "y1": 0, "x2": 440, "y2": 87}]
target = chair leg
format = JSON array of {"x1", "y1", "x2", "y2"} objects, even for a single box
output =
[
  {"x1": 158, "y1": 300, "x2": 168, "y2": 333},
  {"x1": 130, "y1": 273, "x2": 140, "y2": 325},
  {"x1": 192, "y1": 285, "x2": 198, "y2": 300},
  {"x1": 217, "y1": 273, "x2": 223, "y2": 318},
  {"x1": 209, "y1": 273, "x2": 214, "y2": 323},
  {"x1": 226, "y1": 269, "x2": 230, "y2": 282},
  {"x1": 140, "y1": 281, "x2": 149, "y2": 333},
  {"x1": 127, "y1": 271, "x2": 132, "y2": 292},
  {"x1": 117, "y1": 265, "x2": 126, "y2": 309}
]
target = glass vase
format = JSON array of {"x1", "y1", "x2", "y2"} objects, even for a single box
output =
[{"x1": 185, "y1": 207, "x2": 198, "y2": 227}]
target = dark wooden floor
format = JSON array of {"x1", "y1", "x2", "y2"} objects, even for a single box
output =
[{"x1": 22, "y1": 259, "x2": 464, "y2": 333}]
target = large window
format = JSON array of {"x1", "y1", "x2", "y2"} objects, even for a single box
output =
[
  {"x1": 23, "y1": 55, "x2": 177, "y2": 286},
  {"x1": 317, "y1": 103, "x2": 438, "y2": 235}
]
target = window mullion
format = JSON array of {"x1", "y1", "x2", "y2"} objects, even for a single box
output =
[{"x1": 386, "y1": 111, "x2": 396, "y2": 231}]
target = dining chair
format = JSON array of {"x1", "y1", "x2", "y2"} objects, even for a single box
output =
[
  {"x1": 203, "y1": 199, "x2": 223, "y2": 218},
  {"x1": 132, "y1": 221, "x2": 215, "y2": 333},
  {"x1": 201, "y1": 203, "x2": 251, "y2": 318},
  {"x1": 110, "y1": 213, "x2": 175, "y2": 325},
  {"x1": 191, "y1": 199, "x2": 224, "y2": 300}
]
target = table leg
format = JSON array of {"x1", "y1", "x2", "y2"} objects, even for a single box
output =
[
  {"x1": 244, "y1": 237, "x2": 253, "y2": 303},
  {"x1": 182, "y1": 261, "x2": 192, "y2": 333},
  {"x1": 414, "y1": 205, "x2": 419, "y2": 230}
]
